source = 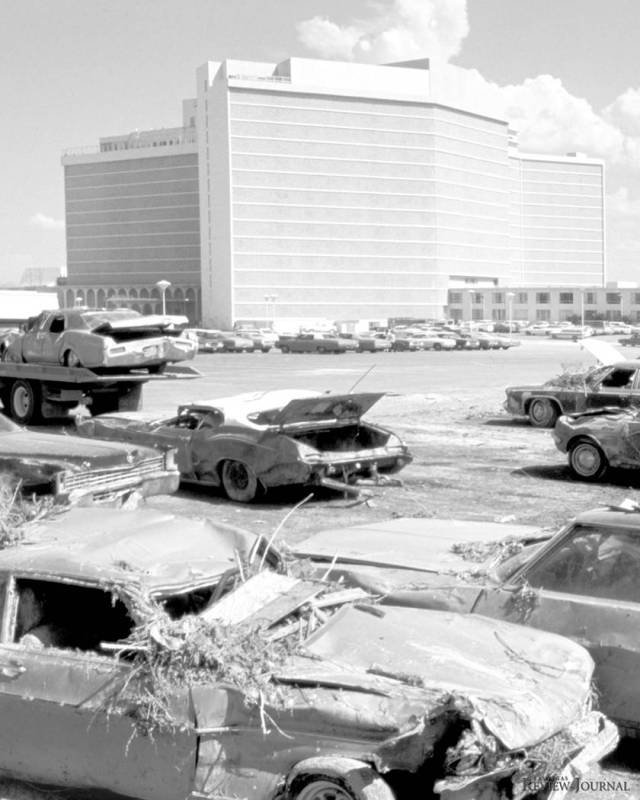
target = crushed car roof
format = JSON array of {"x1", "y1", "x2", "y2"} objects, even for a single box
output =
[{"x1": 0, "y1": 508, "x2": 253, "y2": 591}]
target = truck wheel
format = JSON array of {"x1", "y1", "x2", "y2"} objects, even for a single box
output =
[
  {"x1": 221, "y1": 460, "x2": 258, "y2": 503},
  {"x1": 64, "y1": 349, "x2": 82, "y2": 368},
  {"x1": 528, "y1": 398, "x2": 559, "y2": 428},
  {"x1": 10, "y1": 380, "x2": 41, "y2": 425}
]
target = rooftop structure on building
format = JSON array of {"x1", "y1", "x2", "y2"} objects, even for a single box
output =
[{"x1": 61, "y1": 57, "x2": 606, "y2": 327}]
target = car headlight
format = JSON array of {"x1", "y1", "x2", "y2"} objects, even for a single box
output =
[{"x1": 164, "y1": 449, "x2": 177, "y2": 471}]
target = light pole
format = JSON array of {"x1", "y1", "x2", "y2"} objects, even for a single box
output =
[
  {"x1": 264, "y1": 293, "x2": 278, "y2": 327},
  {"x1": 466, "y1": 290, "x2": 474, "y2": 325},
  {"x1": 506, "y1": 292, "x2": 515, "y2": 337},
  {"x1": 156, "y1": 280, "x2": 171, "y2": 316},
  {"x1": 580, "y1": 290, "x2": 585, "y2": 331},
  {"x1": 620, "y1": 292, "x2": 625, "y2": 324}
]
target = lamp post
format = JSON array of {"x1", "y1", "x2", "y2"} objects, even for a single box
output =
[
  {"x1": 264, "y1": 293, "x2": 278, "y2": 327},
  {"x1": 506, "y1": 292, "x2": 515, "y2": 337},
  {"x1": 466, "y1": 290, "x2": 474, "y2": 325},
  {"x1": 620, "y1": 293, "x2": 625, "y2": 324},
  {"x1": 580, "y1": 290, "x2": 585, "y2": 331},
  {"x1": 156, "y1": 280, "x2": 171, "y2": 316}
]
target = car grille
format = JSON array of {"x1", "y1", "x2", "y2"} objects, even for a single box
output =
[{"x1": 61, "y1": 455, "x2": 165, "y2": 493}]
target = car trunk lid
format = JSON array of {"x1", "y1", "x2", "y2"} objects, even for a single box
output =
[{"x1": 267, "y1": 392, "x2": 385, "y2": 429}]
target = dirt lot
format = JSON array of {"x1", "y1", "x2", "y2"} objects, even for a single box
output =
[{"x1": 13, "y1": 338, "x2": 640, "y2": 799}]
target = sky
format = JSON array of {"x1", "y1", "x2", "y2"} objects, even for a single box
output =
[{"x1": 2, "y1": 0, "x2": 639, "y2": 284}]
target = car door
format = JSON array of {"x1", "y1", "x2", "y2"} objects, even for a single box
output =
[
  {"x1": 33, "y1": 312, "x2": 67, "y2": 363},
  {"x1": 0, "y1": 575, "x2": 197, "y2": 800},
  {"x1": 473, "y1": 523, "x2": 640, "y2": 732},
  {"x1": 19, "y1": 312, "x2": 51, "y2": 362},
  {"x1": 587, "y1": 365, "x2": 639, "y2": 411}
]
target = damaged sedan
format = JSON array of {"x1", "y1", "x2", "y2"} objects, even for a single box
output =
[
  {"x1": 75, "y1": 390, "x2": 412, "y2": 502},
  {"x1": 553, "y1": 406, "x2": 640, "y2": 480},
  {"x1": 0, "y1": 413, "x2": 178, "y2": 503},
  {"x1": 505, "y1": 359, "x2": 640, "y2": 427},
  {"x1": 0, "y1": 507, "x2": 617, "y2": 800},
  {"x1": 296, "y1": 510, "x2": 640, "y2": 738},
  {"x1": 4, "y1": 308, "x2": 197, "y2": 373}
]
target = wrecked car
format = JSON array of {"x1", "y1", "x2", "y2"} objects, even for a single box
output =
[
  {"x1": 74, "y1": 390, "x2": 412, "y2": 502},
  {"x1": 553, "y1": 406, "x2": 640, "y2": 480},
  {"x1": 4, "y1": 308, "x2": 196, "y2": 373},
  {"x1": 0, "y1": 507, "x2": 617, "y2": 800},
  {"x1": 0, "y1": 413, "x2": 178, "y2": 503},
  {"x1": 295, "y1": 510, "x2": 640, "y2": 737},
  {"x1": 504, "y1": 359, "x2": 640, "y2": 427}
]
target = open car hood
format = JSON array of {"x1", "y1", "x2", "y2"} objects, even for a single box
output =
[
  {"x1": 580, "y1": 338, "x2": 625, "y2": 365},
  {"x1": 268, "y1": 392, "x2": 385, "y2": 427},
  {"x1": 90, "y1": 315, "x2": 188, "y2": 334}
]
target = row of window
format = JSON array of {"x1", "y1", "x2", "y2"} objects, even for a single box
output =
[{"x1": 450, "y1": 292, "x2": 636, "y2": 305}]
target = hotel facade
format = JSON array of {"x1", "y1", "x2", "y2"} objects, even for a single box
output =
[{"x1": 61, "y1": 57, "x2": 606, "y2": 327}]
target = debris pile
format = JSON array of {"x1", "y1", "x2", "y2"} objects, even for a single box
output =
[
  {"x1": 108, "y1": 566, "x2": 372, "y2": 734},
  {"x1": 451, "y1": 536, "x2": 525, "y2": 565},
  {"x1": 543, "y1": 365, "x2": 594, "y2": 389},
  {"x1": 0, "y1": 477, "x2": 55, "y2": 549}
]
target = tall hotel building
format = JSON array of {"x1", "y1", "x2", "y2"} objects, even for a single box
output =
[{"x1": 61, "y1": 57, "x2": 606, "y2": 326}]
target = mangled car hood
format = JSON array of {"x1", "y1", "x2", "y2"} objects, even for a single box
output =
[{"x1": 275, "y1": 605, "x2": 594, "y2": 750}]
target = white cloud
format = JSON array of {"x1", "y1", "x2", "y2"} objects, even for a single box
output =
[
  {"x1": 30, "y1": 213, "x2": 65, "y2": 231},
  {"x1": 297, "y1": 0, "x2": 469, "y2": 64},
  {"x1": 604, "y1": 88, "x2": 640, "y2": 137}
]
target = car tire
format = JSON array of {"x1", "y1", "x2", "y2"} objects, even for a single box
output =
[
  {"x1": 433, "y1": 343, "x2": 442, "y2": 351},
  {"x1": 528, "y1": 398, "x2": 559, "y2": 428},
  {"x1": 280, "y1": 345, "x2": 290, "y2": 354},
  {"x1": 317, "y1": 346, "x2": 326, "y2": 354},
  {"x1": 261, "y1": 347, "x2": 271, "y2": 353},
  {"x1": 221, "y1": 460, "x2": 259, "y2": 503},
  {"x1": 10, "y1": 380, "x2": 41, "y2": 425},
  {"x1": 64, "y1": 349, "x2": 82, "y2": 368},
  {"x1": 568, "y1": 440, "x2": 608, "y2": 480},
  {"x1": 289, "y1": 770, "x2": 394, "y2": 800}
]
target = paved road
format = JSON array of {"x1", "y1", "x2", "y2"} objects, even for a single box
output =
[{"x1": 143, "y1": 336, "x2": 618, "y2": 413}]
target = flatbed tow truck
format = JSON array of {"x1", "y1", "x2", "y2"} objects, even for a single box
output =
[{"x1": 0, "y1": 362, "x2": 200, "y2": 424}]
